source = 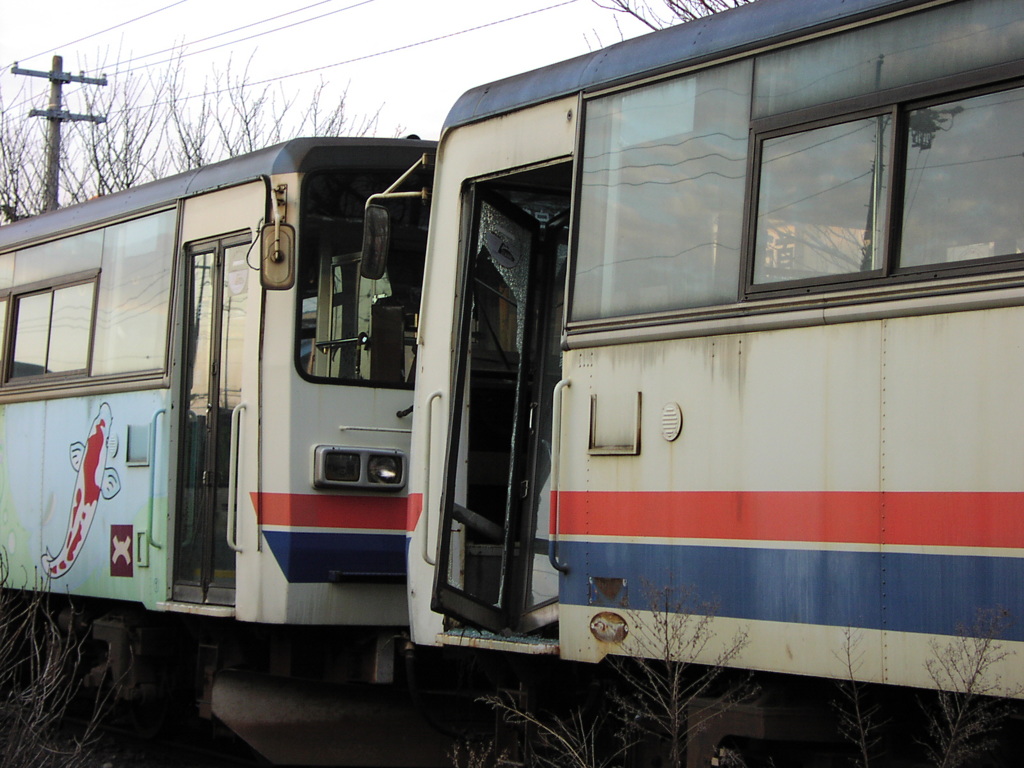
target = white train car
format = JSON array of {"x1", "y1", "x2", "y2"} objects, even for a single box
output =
[
  {"x1": 0, "y1": 138, "x2": 447, "y2": 765},
  {"x1": 403, "y1": 0, "x2": 1024, "y2": 761}
]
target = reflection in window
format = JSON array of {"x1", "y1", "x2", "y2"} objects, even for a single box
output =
[
  {"x1": 900, "y1": 87, "x2": 1024, "y2": 269},
  {"x1": 11, "y1": 282, "x2": 93, "y2": 378},
  {"x1": 12, "y1": 292, "x2": 48, "y2": 378},
  {"x1": 573, "y1": 61, "x2": 750, "y2": 321},
  {"x1": 0, "y1": 255, "x2": 14, "y2": 292},
  {"x1": 0, "y1": 300, "x2": 6, "y2": 372},
  {"x1": 13, "y1": 230, "x2": 102, "y2": 286},
  {"x1": 753, "y1": 0, "x2": 1024, "y2": 119},
  {"x1": 298, "y1": 171, "x2": 429, "y2": 385},
  {"x1": 753, "y1": 116, "x2": 891, "y2": 284},
  {"x1": 48, "y1": 283, "x2": 91, "y2": 373},
  {"x1": 93, "y1": 211, "x2": 175, "y2": 375}
]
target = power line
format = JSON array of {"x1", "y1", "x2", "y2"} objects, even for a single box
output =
[
  {"x1": 5, "y1": 0, "x2": 584, "y2": 128},
  {"x1": 107, "y1": 0, "x2": 376, "y2": 77},
  {"x1": 4, "y1": 1, "x2": 190, "y2": 70},
  {"x1": 108, "y1": 0, "x2": 583, "y2": 117},
  {"x1": 255, "y1": 0, "x2": 582, "y2": 86},
  {"x1": 4, "y1": 0, "x2": 372, "y2": 114},
  {"x1": 87, "y1": 0, "x2": 372, "y2": 76}
]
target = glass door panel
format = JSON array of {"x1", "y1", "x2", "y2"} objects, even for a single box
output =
[
  {"x1": 174, "y1": 238, "x2": 248, "y2": 605},
  {"x1": 433, "y1": 167, "x2": 570, "y2": 633}
]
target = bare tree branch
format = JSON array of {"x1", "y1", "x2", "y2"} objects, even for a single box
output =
[
  {"x1": 832, "y1": 627, "x2": 889, "y2": 768},
  {"x1": 593, "y1": 0, "x2": 754, "y2": 30},
  {"x1": 919, "y1": 609, "x2": 1019, "y2": 768}
]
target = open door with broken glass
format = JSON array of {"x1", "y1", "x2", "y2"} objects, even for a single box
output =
[{"x1": 432, "y1": 163, "x2": 571, "y2": 634}]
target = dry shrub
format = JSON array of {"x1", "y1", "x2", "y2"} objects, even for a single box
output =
[{"x1": 0, "y1": 553, "x2": 102, "y2": 768}]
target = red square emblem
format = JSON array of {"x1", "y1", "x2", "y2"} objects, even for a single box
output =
[{"x1": 110, "y1": 525, "x2": 133, "y2": 578}]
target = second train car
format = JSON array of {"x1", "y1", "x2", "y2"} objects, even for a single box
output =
[{"x1": 398, "y1": 0, "x2": 1024, "y2": 763}]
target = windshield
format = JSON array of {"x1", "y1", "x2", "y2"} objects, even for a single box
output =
[{"x1": 297, "y1": 170, "x2": 429, "y2": 386}]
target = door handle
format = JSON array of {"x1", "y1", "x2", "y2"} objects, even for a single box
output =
[
  {"x1": 226, "y1": 402, "x2": 247, "y2": 554},
  {"x1": 421, "y1": 391, "x2": 443, "y2": 566},
  {"x1": 147, "y1": 408, "x2": 167, "y2": 550},
  {"x1": 548, "y1": 378, "x2": 570, "y2": 574}
]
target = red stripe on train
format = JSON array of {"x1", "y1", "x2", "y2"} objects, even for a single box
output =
[
  {"x1": 554, "y1": 491, "x2": 1024, "y2": 549},
  {"x1": 254, "y1": 492, "x2": 406, "y2": 530}
]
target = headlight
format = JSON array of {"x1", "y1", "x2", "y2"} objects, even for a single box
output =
[
  {"x1": 323, "y1": 451, "x2": 361, "y2": 483},
  {"x1": 367, "y1": 454, "x2": 403, "y2": 485},
  {"x1": 313, "y1": 446, "x2": 406, "y2": 491}
]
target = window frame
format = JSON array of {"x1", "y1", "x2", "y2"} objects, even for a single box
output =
[
  {"x1": 743, "y1": 70, "x2": 1024, "y2": 299},
  {"x1": 743, "y1": 104, "x2": 898, "y2": 297},
  {"x1": 5, "y1": 269, "x2": 99, "y2": 385},
  {"x1": 295, "y1": 168, "x2": 429, "y2": 391}
]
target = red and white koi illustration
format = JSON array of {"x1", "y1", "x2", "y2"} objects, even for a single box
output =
[{"x1": 42, "y1": 403, "x2": 121, "y2": 579}]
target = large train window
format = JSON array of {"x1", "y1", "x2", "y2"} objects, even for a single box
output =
[
  {"x1": 1, "y1": 209, "x2": 175, "y2": 385},
  {"x1": 297, "y1": 170, "x2": 428, "y2": 386},
  {"x1": 571, "y1": 60, "x2": 750, "y2": 321},
  {"x1": 92, "y1": 212, "x2": 175, "y2": 374}
]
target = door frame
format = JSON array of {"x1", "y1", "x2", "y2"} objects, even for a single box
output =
[{"x1": 172, "y1": 233, "x2": 251, "y2": 605}]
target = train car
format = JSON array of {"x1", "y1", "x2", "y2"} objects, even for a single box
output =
[
  {"x1": 0, "y1": 137, "x2": 446, "y2": 765},
  {"x1": 401, "y1": 0, "x2": 1024, "y2": 761}
]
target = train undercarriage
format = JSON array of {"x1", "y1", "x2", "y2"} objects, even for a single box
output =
[{"x1": 45, "y1": 599, "x2": 1022, "y2": 767}]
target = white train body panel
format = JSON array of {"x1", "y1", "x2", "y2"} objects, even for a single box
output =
[{"x1": 557, "y1": 304, "x2": 1024, "y2": 694}]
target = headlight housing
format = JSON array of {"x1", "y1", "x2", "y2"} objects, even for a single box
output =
[{"x1": 313, "y1": 446, "x2": 406, "y2": 491}]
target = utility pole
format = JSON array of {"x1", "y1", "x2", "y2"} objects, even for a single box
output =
[{"x1": 12, "y1": 55, "x2": 107, "y2": 212}]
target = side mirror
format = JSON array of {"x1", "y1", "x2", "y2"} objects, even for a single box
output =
[
  {"x1": 361, "y1": 204, "x2": 391, "y2": 280},
  {"x1": 261, "y1": 221, "x2": 295, "y2": 290}
]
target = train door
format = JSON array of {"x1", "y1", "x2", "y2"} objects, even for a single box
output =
[
  {"x1": 433, "y1": 163, "x2": 570, "y2": 633},
  {"x1": 173, "y1": 234, "x2": 250, "y2": 605}
]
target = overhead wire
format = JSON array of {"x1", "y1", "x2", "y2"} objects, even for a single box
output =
[
  {"x1": 112, "y1": 0, "x2": 583, "y2": 116},
  {"x1": 5, "y1": 0, "x2": 583, "y2": 122},
  {"x1": 3, "y1": 0, "x2": 374, "y2": 113},
  {"x1": 87, "y1": 0, "x2": 374, "y2": 76},
  {"x1": 4, "y1": 0, "x2": 190, "y2": 70}
]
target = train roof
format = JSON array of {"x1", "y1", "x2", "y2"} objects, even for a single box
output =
[
  {"x1": 443, "y1": 0, "x2": 932, "y2": 131},
  {"x1": 0, "y1": 136, "x2": 435, "y2": 252}
]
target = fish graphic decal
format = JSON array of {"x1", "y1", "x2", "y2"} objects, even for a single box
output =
[{"x1": 42, "y1": 403, "x2": 121, "y2": 579}]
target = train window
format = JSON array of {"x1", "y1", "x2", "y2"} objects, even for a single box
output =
[
  {"x1": 13, "y1": 229, "x2": 102, "y2": 286},
  {"x1": 572, "y1": 61, "x2": 750, "y2": 321},
  {"x1": 10, "y1": 280, "x2": 94, "y2": 379},
  {"x1": 898, "y1": 86, "x2": 1024, "y2": 269},
  {"x1": 92, "y1": 211, "x2": 175, "y2": 375},
  {"x1": 752, "y1": 114, "x2": 892, "y2": 285},
  {"x1": 0, "y1": 254, "x2": 13, "y2": 291},
  {"x1": 298, "y1": 170, "x2": 427, "y2": 386}
]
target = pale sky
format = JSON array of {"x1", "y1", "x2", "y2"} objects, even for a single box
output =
[{"x1": 0, "y1": 0, "x2": 652, "y2": 140}]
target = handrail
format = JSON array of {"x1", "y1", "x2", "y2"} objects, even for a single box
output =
[
  {"x1": 421, "y1": 390, "x2": 443, "y2": 566},
  {"x1": 147, "y1": 408, "x2": 167, "y2": 550},
  {"x1": 226, "y1": 402, "x2": 247, "y2": 554},
  {"x1": 548, "y1": 378, "x2": 571, "y2": 574}
]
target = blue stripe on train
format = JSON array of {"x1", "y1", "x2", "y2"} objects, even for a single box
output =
[
  {"x1": 263, "y1": 530, "x2": 406, "y2": 583},
  {"x1": 559, "y1": 541, "x2": 1024, "y2": 641}
]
